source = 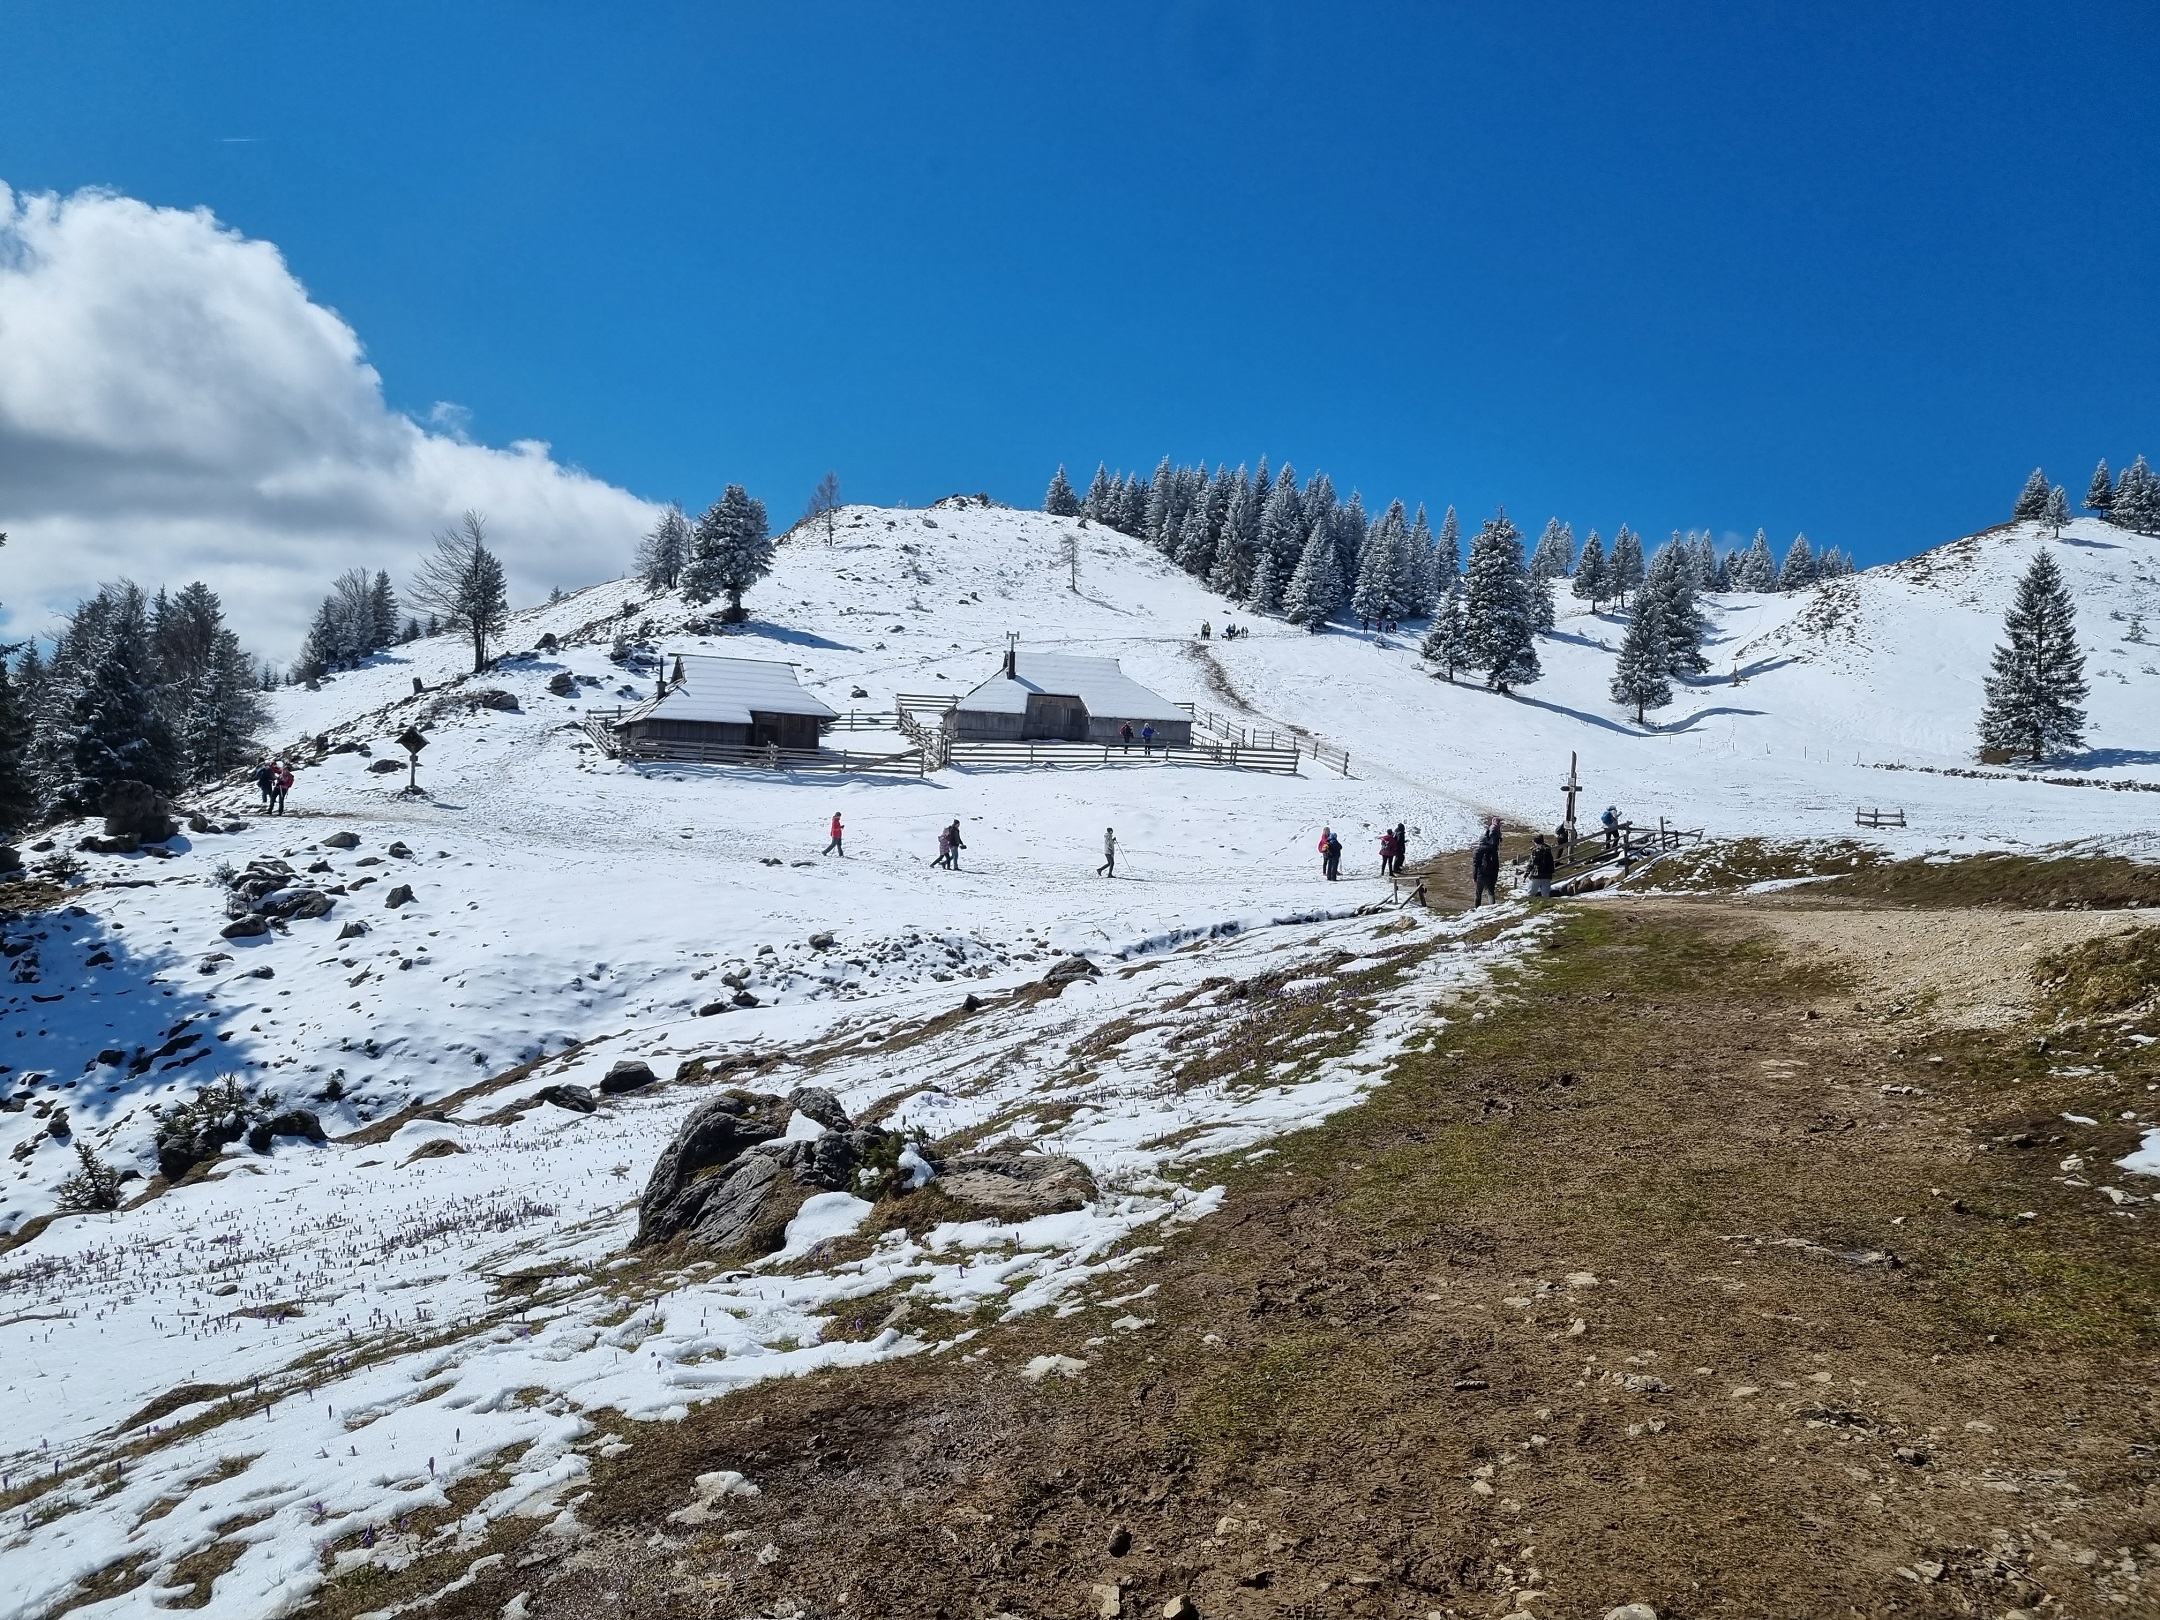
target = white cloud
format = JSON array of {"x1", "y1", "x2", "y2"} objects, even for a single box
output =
[{"x1": 0, "y1": 183, "x2": 659, "y2": 655}]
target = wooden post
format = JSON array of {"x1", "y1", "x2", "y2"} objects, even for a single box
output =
[{"x1": 1561, "y1": 751, "x2": 1581, "y2": 848}]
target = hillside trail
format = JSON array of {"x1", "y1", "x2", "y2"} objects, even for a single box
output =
[{"x1": 359, "y1": 879, "x2": 2160, "y2": 1620}]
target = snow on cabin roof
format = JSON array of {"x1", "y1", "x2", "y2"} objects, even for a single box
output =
[
  {"x1": 622, "y1": 654, "x2": 837, "y2": 726},
  {"x1": 954, "y1": 652, "x2": 1187, "y2": 722}
]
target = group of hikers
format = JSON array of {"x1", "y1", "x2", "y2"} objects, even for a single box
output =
[
  {"x1": 1314, "y1": 820, "x2": 1413, "y2": 883},
  {"x1": 253, "y1": 759, "x2": 294, "y2": 815},
  {"x1": 1116, "y1": 721, "x2": 1159, "y2": 755},
  {"x1": 1197, "y1": 621, "x2": 1245, "y2": 640}
]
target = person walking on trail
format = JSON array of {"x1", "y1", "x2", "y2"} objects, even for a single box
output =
[
  {"x1": 1141, "y1": 722, "x2": 1156, "y2": 756},
  {"x1": 1378, "y1": 828, "x2": 1397, "y2": 876},
  {"x1": 1527, "y1": 832, "x2": 1556, "y2": 898},
  {"x1": 271, "y1": 762, "x2": 293, "y2": 816},
  {"x1": 1097, "y1": 826, "x2": 1117, "y2": 878},
  {"x1": 1393, "y1": 822, "x2": 1408, "y2": 875},
  {"x1": 1200, "y1": 621, "x2": 1212, "y2": 640},
  {"x1": 1318, "y1": 826, "x2": 1334, "y2": 879},
  {"x1": 824, "y1": 812, "x2": 844, "y2": 857},
  {"x1": 1601, "y1": 805, "x2": 1620, "y2": 852},
  {"x1": 943, "y1": 819, "x2": 965, "y2": 871},
  {"x1": 932, "y1": 826, "x2": 952, "y2": 868},
  {"x1": 1317, "y1": 826, "x2": 1342, "y2": 881},
  {"x1": 254, "y1": 761, "x2": 276, "y2": 809},
  {"x1": 1471, "y1": 822, "x2": 1502, "y2": 907},
  {"x1": 1120, "y1": 722, "x2": 1134, "y2": 753}
]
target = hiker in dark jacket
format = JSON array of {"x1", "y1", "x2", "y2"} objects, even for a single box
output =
[
  {"x1": 1471, "y1": 826, "x2": 1502, "y2": 907},
  {"x1": 1323, "y1": 829, "x2": 1343, "y2": 880},
  {"x1": 1119, "y1": 722, "x2": 1134, "y2": 752},
  {"x1": 944, "y1": 820, "x2": 965, "y2": 870},
  {"x1": 1527, "y1": 833, "x2": 1556, "y2": 898},
  {"x1": 1393, "y1": 822, "x2": 1408, "y2": 874}
]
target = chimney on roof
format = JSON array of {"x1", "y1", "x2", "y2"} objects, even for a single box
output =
[{"x1": 1004, "y1": 631, "x2": 1018, "y2": 679}]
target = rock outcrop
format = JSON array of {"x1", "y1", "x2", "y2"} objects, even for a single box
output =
[
  {"x1": 934, "y1": 1152, "x2": 1097, "y2": 1218},
  {"x1": 103, "y1": 780, "x2": 179, "y2": 845}
]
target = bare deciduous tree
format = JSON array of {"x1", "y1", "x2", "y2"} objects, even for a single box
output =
[
  {"x1": 803, "y1": 471, "x2": 841, "y2": 545},
  {"x1": 408, "y1": 511, "x2": 509, "y2": 674}
]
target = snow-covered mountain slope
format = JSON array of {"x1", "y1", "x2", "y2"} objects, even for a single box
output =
[{"x1": 1, "y1": 497, "x2": 2154, "y2": 1618}]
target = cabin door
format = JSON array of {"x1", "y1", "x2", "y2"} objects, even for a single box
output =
[{"x1": 1022, "y1": 694, "x2": 1089, "y2": 741}]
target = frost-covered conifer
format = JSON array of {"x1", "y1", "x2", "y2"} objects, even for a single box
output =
[
  {"x1": 410, "y1": 511, "x2": 513, "y2": 667},
  {"x1": 1610, "y1": 593, "x2": 1673, "y2": 724},
  {"x1": 1777, "y1": 533, "x2": 1817, "y2": 591},
  {"x1": 2012, "y1": 467, "x2": 2051, "y2": 521},
  {"x1": 1642, "y1": 545, "x2": 1709, "y2": 676},
  {"x1": 1081, "y1": 463, "x2": 1117, "y2": 523},
  {"x1": 2042, "y1": 485, "x2": 2070, "y2": 538},
  {"x1": 1284, "y1": 522, "x2": 1346, "y2": 630},
  {"x1": 0, "y1": 646, "x2": 33, "y2": 837},
  {"x1": 1737, "y1": 529, "x2": 1778, "y2": 591},
  {"x1": 2084, "y1": 460, "x2": 2114, "y2": 517},
  {"x1": 1462, "y1": 509, "x2": 1541, "y2": 692},
  {"x1": 1978, "y1": 549, "x2": 2087, "y2": 762},
  {"x1": 1607, "y1": 526, "x2": 1645, "y2": 607},
  {"x1": 2112, "y1": 456, "x2": 2160, "y2": 534},
  {"x1": 1209, "y1": 471, "x2": 1257, "y2": 599},
  {"x1": 1571, "y1": 531, "x2": 1607, "y2": 609},
  {"x1": 637, "y1": 506, "x2": 692, "y2": 591},
  {"x1": 1401, "y1": 505, "x2": 1439, "y2": 618},
  {"x1": 1530, "y1": 518, "x2": 1574, "y2": 582},
  {"x1": 1246, "y1": 546, "x2": 1285, "y2": 616},
  {"x1": 1259, "y1": 467, "x2": 1305, "y2": 574},
  {"x1": 1175, "y1": 500, "x2": 1215, "y2": 578},
  {"x1": 682, "y1": 487, "x2": 773, "y2": 623},
  {"x1": 1348, "y1": 510, "x2": 1399, "y2": 626},
  {"x1": 1435, "y1": 505, "x2": 1461, "y2": 586},
  {"x1": 1421, "y1": 574, "x2": 1472, "y2": 682},
  {"x1": 69, "y1": 583, "x2": 183, "y2": 804},
  {"x1": 1044, "y1": 464, "x2": 1082, "y2": 517}
]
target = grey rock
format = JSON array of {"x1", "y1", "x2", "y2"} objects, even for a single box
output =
[
  {"x1": 534, "y1": 1083, "x2": 597, "y2": 1114},
  {"x1": 600, "y1": 1059, "x2": 658, "y2": 1095},
  {"x1": 387, "y1": 841, "x2": 413, "y2": 859},
  {"x1": 246, "y1": 966, "x2": 275, "y2": 980},
  {"x1": 337, "y1": 920, "x2": 370, "y2": 941},
  {"x1": 731, "y1": 988, "x2": 760, "y2": 1008},
  {"x1": 808, "y1": 930, "x2": 837, "y2": 950},
  {"x1": 635, "y1": 1090, "x2": 795, "y2": 1246},
  {"x1": 253, "y1": 887, "x2": 333, "y2": 921},
  {"x1": 788, "y1": 1087, "x2": 852, "y2": 1132},
  {"x1": 384, "y1": 884, "x2": 415, "y2": 909},
  {"x1": 246, "y1": 1109, "x2": 326, "y2": 1154},
  {"x1": 547, "y1": 671, "x2": 576, "y2": 696},
  {"x1": 1602, "y1": 1607, "x2": 1659, "y2": 1620},
  {"x1": 186, "y1": 813, "x2": 218, "y2": 835},
  {"x1": 936, "y1": 1153, "x2": 1097, "y2": 1218},
  {"x1": 220, "y1": 915, "x2": 271, "y2": 940},
  {"x1": 103, "y1": 779, "x2": 178, "y2": 844},
  {"x1": 367, "y1": 758, "x2": 404, "y2": 774},
  {"x1": 696, "y1": 1000, "x2": 727, "y2": 1017},
  {"x1": 321, "y1": 831, "x2": 361, "y2": 850},
  {"x1": 471, "y1": 688, "x2": 521, "y2": 711},
  {"x1": 1043, "y1": 955, "x2": 1102, "y2": 987}
]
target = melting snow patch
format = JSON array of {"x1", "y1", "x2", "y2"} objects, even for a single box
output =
[{"x1": 1019, "y1": 1354, "x2": 1089, "y2": 1382}]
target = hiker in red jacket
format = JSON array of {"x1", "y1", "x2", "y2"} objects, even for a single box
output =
[{"x1": 824, "y1": 812, "x2": 844, "y2": 857}]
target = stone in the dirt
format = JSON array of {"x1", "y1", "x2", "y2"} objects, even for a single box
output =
[
  {"x1": 384, "y1": 885, "x2": 415, "y2": 908},
  {"x1": 600, "y1": 1059, "x2": 658, "y2": 1095},
  {"x1": 1602, "y1": 1607, "x2": 1658, "y2": 1620},
  {"x1": 247, "y1": 1110, "x2": 327, "y2": 1153},
  {"x1": 1042, "y1": 954, "x2": 1101, "y2": 987},
  {"x1": 1162, "y1": 1599, "x2": 1198, "y2": 1620},
  {"x1": 534, "y1": 1083, "x2": 597, "y2": 1114},
  {"x1": 103, "y1": 779, "x2": 179, "y2": 844},
  {"x1": 936, "y1": 1152, "x2": 1097, "y2": 1218},
  {"x1": 220, "y1": 915, "x2": 271, "y2": 940},
  {"x1": 1091, "y1": 1583, "x2": 1122, "y2": 1618},
  {"x1": 322, "y1": 831, "x2": 361, "y2": 849}
]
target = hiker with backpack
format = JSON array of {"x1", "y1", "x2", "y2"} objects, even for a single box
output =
[
  {"x1": 1527, "y1": 832, "x2": 1556, "y2": 898},
  {"x1": 1472, "y1": 820, "x2": 1502, "y2": 906},
  {"x1": 1098, "y1": 827, "x2": 1116, "y2": 878},
  {"x1": 824, "y1": 812, "x2": 844, "y2": 857}
]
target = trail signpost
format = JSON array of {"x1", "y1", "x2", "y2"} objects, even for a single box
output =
[{"x1": 396, "y1": 726, "x2": 428, "y2": 796}]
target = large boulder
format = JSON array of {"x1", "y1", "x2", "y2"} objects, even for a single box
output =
[
  {"x1": 246, "y1": 1110, "x2": 327, "y2": 1153},
  {"x1": 599, "y1": 1059, "x2": 658, "y2": 1095},
  {"x1": 253, "y1": 887, "x2": 334, "y2": 921},
  {"x1": 534, "y1": 1083, "x2": 597, "y2": 1114},
  {"x1": 635, "y1": 1090, "x2": 794, "y2": 1245},
  {"x1": 1042, "y1": 955, "x2": 1102, "y2": 988},
  {"x1": 935, "y1": 1153, "x2": 1097, "y2": 1219},
  {"x1": 648, "y1": 1129, "x2": 885, "y2": 1257},
  {"x1": 220, "y1": 915, "x2": 271, "y2": 940},
  {"x1": 321, "y1": 831, "x2": 361, "y2": 850},
  {"x1": 103, "y1": 780, "x2": 179, "y2": 844}
]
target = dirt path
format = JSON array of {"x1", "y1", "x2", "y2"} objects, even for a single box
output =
[{"x1": 340, "y1": 893, "x2": 2160, "y2": 1620}]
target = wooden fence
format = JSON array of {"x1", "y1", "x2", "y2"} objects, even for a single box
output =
[
  {"x1": 945, "y1": 737, "x2": 1300, "y2": 775},
  {"x1": 1183, "y1": 701, "x2": 1351, "y2": 776},
  {"x1": 1855, "y1": 807, "x2": 1907, "y2": 828}
]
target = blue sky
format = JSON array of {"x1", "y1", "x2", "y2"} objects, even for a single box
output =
[{"x1": 5, "y1": 1, "x2": 2157, "y2": 569}]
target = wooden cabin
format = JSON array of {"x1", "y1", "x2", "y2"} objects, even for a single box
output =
[
  {"x1": 614, "y1": 654, "x2": 837, "y2": 755},
  {"x1": 946, "y1": 649, "x2": 1192, "y2": 747}
]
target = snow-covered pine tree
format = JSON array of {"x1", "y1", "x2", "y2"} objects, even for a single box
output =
[
  {"x1": 637, "y1": 505, "x2": 692, "y2": 591},
  {"x1": 2012, "y1": 467, "x2": 2051, "y2": 521},
  {"x1": 2084, "y1": 460, "x2": 2114, "y2": 518},
  {"x1": 1401, "y1": 504, "x2": 1439, "y2": 619},
  {"x1": 1284, "y1": 521, "x2": 1347, "y2": 630},
  {"x1": 1708, "y1": 549, "x2": 1733, "y2": 592},
  {"x1": 69, "y1": 583, "x2": 183, "y2": 806},
  {"x1": 1571, "y1": 531, "x2": 1607, "y2": 610},
  {"x1": 1259, "y1": 467, "x2": 1305, "y2": 578},
  {"x1": 1421, "y1": 574, "x2": 1472, "y2": 682},
  {"x1": 1777, "y1": 533, "x2": 1817, "y2": 590},
  {"x1": 1642, "y1": 545, "x2": 1709, "y2": 676},
  {"x1": 294, "y1": 597, "x2": 342, "y2": 683},
  {"x1": 1175, "y1": 500, "x2": 1215, "y2": 578},
  {"x1": 1082, "y1": 463, "x2": 1117, "y2": 524},
  {"x1": 1462, "y1": 508, "x2": 1541, "y2": 692},
  {"x1": 1435, "y1": 505, "x2": 1461, "y2": 587},
  {"x1": 1609, "y1": 592, "x2": 1673, "y2": 724},
  {"x1": 1607, "y1": 526, "x2": 1645, "y2": 607},
  {"x1": 368, "y1": 572, "x2": 399, "y2": 650},
  {"x1": 1348, "y1": 510, "x2": 1399, "y2": 626},
  {"x1": 410, "y1": 510, "x2": 512, "y2": 670},
  {"x1": 0, "y1": 644, "x2": 33, "y2": 838},
  {"x1": 1977, "y1": 548, "x2": 2088, "y2": 762},
  {"x1": 2113, "y1": 456, "x2": 2160, "y2": 534},
  {"x1": 2043, "y1": 485, "x2": 2070, "y2": 538},
  {"x1": 1813, "y1": 545, "x2": 1851, "y2": 577},
  {"x1": 1209, "y1": 470, "x2": 1257, "y2": 599},
  {"x1": 1530, "y1": 518, "x2": 1574, "y2": 582},
  {"x1": 1739, "y1": 529, "x2": 1778, "y2": 591},
  {"x1": 1247, "y1": 546, "x2": 1285, "y2": 616},
  {"x1": 682, "y1": 486, "x2": 774, "y2": 622},
  {"x1": 1143, "y1": 457, "x2": 1176, "y2": 545},
  {"x1": 1115, "y1": 473, "x2": 1150, "y2": 537},
  {"x1": 1045, "y1": 464, "x2": 1082, "y2": 517},
  {"x1": 181, "y1": 626, "x2": 269, "y2": 783}
]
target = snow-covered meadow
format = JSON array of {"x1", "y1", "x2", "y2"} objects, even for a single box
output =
[{"x1": 3, "y1": 498, "x2": 2156, "y2": 1615}]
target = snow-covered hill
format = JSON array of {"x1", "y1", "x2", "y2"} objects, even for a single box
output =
[{"x1": 2, "y1": 498, "x2": 2154, "y2": 1617}]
